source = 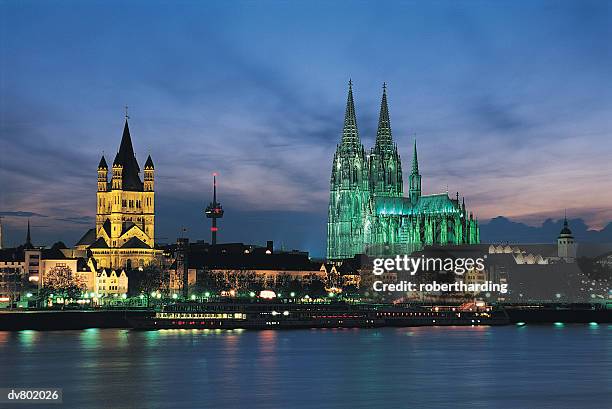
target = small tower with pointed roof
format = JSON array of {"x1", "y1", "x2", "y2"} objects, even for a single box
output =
[
  {"x1": 144, "y1": 155, "x2": 154, "y2": 192},
  {"x1": 557, "y1": 214, "x2": 576, "y2": 261},
  {"x1": 97, "y1": 155, "x2": 108, "y2": 192}
]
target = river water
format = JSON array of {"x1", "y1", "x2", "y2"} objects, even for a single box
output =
[{"x1": 1, "y1": 325, "x2": 611, "y2": 408}]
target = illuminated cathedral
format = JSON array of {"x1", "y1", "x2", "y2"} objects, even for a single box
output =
[{"x1": 327, "y1": 82, "x2": 479, "y2": 260}]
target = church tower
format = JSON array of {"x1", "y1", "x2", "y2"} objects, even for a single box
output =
[
  {"x1": 368, "y1": 84, "x2": 403, "y2": 197},
  {"x1": 90, "y1": 116, "x2": 159, "y2": 269},
  {"x1": 408, "y1": 140, "x2": 422, "y2": 203},
  {"x1": 143, "y1": 155, "x2": 155, "y2": 242},
  {"x1": 327, "y1": 81, "x2": 370, "y2": 260}
]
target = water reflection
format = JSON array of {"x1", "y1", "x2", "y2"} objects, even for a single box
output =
[
  {"x1": 18, "y1": 329, "x2": 40, "y2": 348},
  {"x1": 79, "y1": 328, "x2": 102, "y2": 349},
  {"x1": 0, "y1": 326, "x2": 611, "y2": 409}
]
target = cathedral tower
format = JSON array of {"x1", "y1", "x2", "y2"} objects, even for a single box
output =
[
  {"x1": 327, "y1": 81, "x2": 370, "y2": 260},
  {"x1": 369, "y1": 84, "x2": 403, "y2": 198}
]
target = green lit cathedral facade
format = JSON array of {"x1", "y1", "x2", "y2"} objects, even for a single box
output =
[{"x1": 327, "y1": 82, "x2": 479, "y2": 260}]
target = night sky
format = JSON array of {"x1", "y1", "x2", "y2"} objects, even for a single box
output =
[{"x1": 1, "y1": 1, "x2": 611, "y2": 256}]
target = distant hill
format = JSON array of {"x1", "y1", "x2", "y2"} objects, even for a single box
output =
[{"x1": 480, "y1": 216, "x2": 612, "y2": 244}]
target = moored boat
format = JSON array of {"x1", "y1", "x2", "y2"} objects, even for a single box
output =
[{"x1": 128, "y1": 300, "x2": 509, "y2": 330}]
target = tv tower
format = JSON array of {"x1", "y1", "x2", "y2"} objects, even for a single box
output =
[{"x1": 205, "y1": 173, "x2": 224, "y2": 245}]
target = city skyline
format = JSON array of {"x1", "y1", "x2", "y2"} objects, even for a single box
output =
[{"x1": 1, "y1": 1, "x2": 611, "y2": 256}]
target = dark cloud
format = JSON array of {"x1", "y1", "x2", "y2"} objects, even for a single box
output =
[
  {"x1": 56, "y1": 216, "x2": 95, "y2": 225},
  {"x1": 0, "y1": 211, "x2": 48, "y2": 218},
  {"x1": 469, "y1": 95, "x2": 534, "y2": 134},
  {"x1": 481, "y1": 216, "x2": 612, "y2": 245}
]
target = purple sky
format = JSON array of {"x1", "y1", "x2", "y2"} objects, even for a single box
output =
[{"x1": 1, "y1": 1, "x2": 611, "y2": 256}]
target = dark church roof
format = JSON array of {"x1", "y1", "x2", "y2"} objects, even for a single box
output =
[
  {"x1": 121, "y1": 221, "x2": 138, "y2": 236},
  {"x1": 113, "y1": 120, "x2": 143, "y2": 191},
  {"x1": 76, "y1": 228, "x2": 96, "y2": 247},
  {"x1": 121, "y1": 237, "x2": 151, "y2": 249},
  {"x1": 98, "y1": 155, "x2": 108, "y2": 170},
  {"x1": 102, "y1": 219, "x2": 112, "y2": 238},
  {"x1": 41, "y1": 247, "x2": 71, "y2": 260},
  {"x1": 144, "y1": 155, "x2": 154, "y2": 169},
  {"x1": 120, "y1": 221, "x2": 146, "y2": 237},
  {"x1": 89, "y1": 237, "x2": 109, "y2": 249}
]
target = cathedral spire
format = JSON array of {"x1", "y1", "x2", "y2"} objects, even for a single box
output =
[
  {"x1": 375, "y1": 82, "x2": 393, "y2": 149},
  {"x1": 411, "y1": 139, "x2": 419, "y2": 174},
  {"x1": 341, "y1": 79, "x2": 360, "y2": 146},
  {"x1": 408, "y1": 139, "x2": 421, "y2": 203}
]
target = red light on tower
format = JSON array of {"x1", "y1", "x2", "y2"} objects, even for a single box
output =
[{"x1": 205, "y1": 173, "x2": 224, "y2": 245}]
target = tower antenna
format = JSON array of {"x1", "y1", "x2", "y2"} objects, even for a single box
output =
[
  {"x1": 125, "y1": 105, "x2": 129, "y2": 120},
  {"x1": 205, "y1": 172, "x2": 224, "y2": 245}
]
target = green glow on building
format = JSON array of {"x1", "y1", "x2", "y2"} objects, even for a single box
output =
[{"x1": 327, "y1": 82, "x2": 480, "y2": 259}]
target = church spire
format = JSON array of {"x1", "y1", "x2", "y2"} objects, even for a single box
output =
[
  {"x1": 98, "y1": 154, "x2": 108, "y2": 170},
  {"x1": 114, "y1": 120, "x2": 136, "y2": 167},
  {"x1": 409, "y1": 139, "x2": 421, "y2": 203},
  {"x1": 411, "y1": 139, "x2": 419, "y2": 174},
  {"x1": 24, "y1": 219, "x2": 33, "y2": 249},
  {"x1": 341, "y1": 79, "x2": 360, "y2": 146},
  {"x1": 375, "y1": 82, "x2": 393, "y2": 149},
  {"x1": 113, "y1": 116, "x2": 143, "y2": 191}
]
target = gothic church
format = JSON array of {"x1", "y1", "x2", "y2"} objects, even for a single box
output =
[{"x1": 327, "y1": 82, "x2": 479, "y2": 260}]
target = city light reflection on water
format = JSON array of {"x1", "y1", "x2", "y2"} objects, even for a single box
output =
[
  {"x1": 17, "y1": 329, "x2": 39, "y2": 348},
  {"x1": 0, "y1": 326, "x2": 611, "y2": 408}
]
